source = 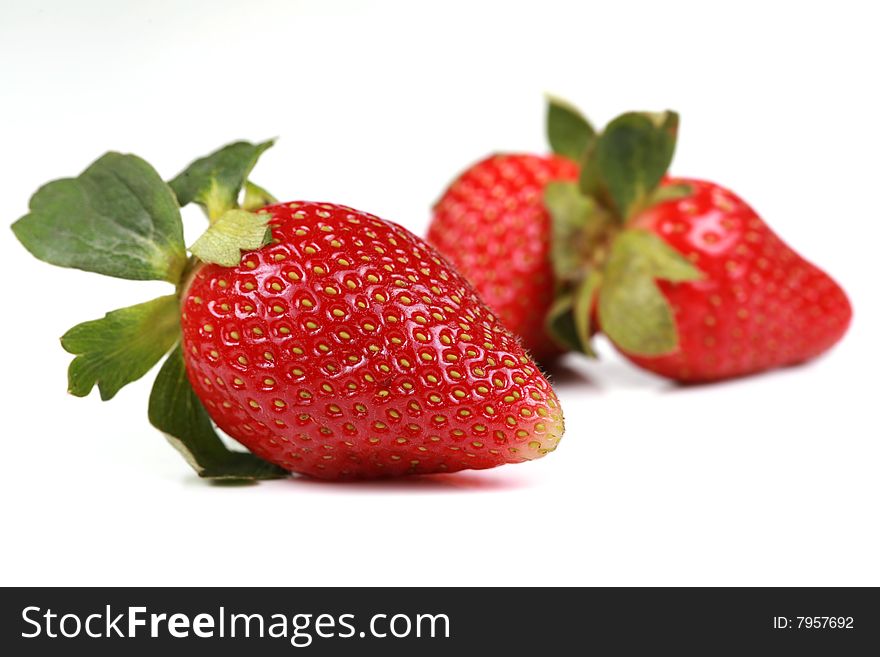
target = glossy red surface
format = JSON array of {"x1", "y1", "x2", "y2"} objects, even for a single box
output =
[
  {"x1": 180, "y1": 202, "x2": 563, "y2": 479},
  {"x1": 621, "y1": 178, "x2": 852, "y2": 381}
]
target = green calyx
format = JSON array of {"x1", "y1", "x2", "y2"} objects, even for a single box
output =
[
  {"x1": 11, "y1": 139, "x2": 286, "y2": 481},
  {"x1": 544, "y1": 97, "x2": 701, "y2": 357},
  {"x1": 169, "y1": 139, "x2": 275, "y2": 221}
]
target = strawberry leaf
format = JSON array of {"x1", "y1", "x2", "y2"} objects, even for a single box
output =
[
  {"x1": 148, "y1": 345, "x2": 288, "y2": 480},
  {"x1": 647, "y1": 182, "x2": 693, "y2": 207},
  {"x1": 573, "y1": 269, "x2": 602, "y2": 357},
  {"x1": 189, "y1": 209, "x2": 273, "y2": 267},
  {"x1": 581, "y1": 111, "x2": 679, "y2": 220},
  {"x1": 545, "y1": 181, "x2": 597, "y2": 282},
  {"x1": 242, "y1": 180, "x2": 278, "y2": 211},
  {"x1": 546, "y1": 96, "x2": 596, "y2": 161},
  {"x1": 169, "y1": 140, "x2": 274, "y2": 220},
  {"x1": 598, "y1": 229, "x2": 702, "y2": 355},
  {"x1": 12, "y1": 153, "x2": 186, "y2": 283},
  {"x1": 61, "y1": 295, "x2": 181, "y2": 401},
  {"x1": 545, "y1": 294, "x2": 581, "y2": 352}
]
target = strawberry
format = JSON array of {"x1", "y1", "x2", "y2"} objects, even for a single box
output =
[
  {"x1": 615, "y1": 177, "x2": 852, "y2": 381},
  {"x1": 429, "y1": 154, "x2": 578, "y2": 362},
  {"x1": 181, "y1": 201, "x2": 564, "y2": 478},
  {"x1": 537, "y1": 99, "x2": 851, "y2": 381},
  {"x1": 12, "y1": 141, "x2": 563, "y2": 481}
]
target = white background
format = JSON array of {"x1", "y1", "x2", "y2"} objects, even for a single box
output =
[{"x1": 1, "y1": 0, "x2": 877, "y2": 586}]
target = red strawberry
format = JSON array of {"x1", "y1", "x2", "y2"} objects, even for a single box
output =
[
  {"x1": 429, "y1": 154, "x2": 579, "y2": 362},
  {"x1": 12, "y1": 141, "x2": 564, "y2": 481},
  {"x1": 479, "y1": 98, "x2": 851, "y2": 382},
  {"x1": 180, "y1": 201, "x2": 564, "y2": 479},
  {"x1": 615, "y1": 177, "x2": 852, "y2": 381}
]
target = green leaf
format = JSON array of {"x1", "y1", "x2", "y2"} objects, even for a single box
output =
[
  {"x1": 545, "y1": 181, "x2": 597, "y2": 281},
  {"x1": 584, "y1": 111, "x2": 679, "y2": 220},
  {"x1": 242, "y1": 180, "x2": 278, "y2": 211},
  {"x1": 624, "y1": 229, "x2": 704, "y2": 283},
  {"x1": 647, "y1": 182, "x2": 693, "y2": 207},
  {"x1": 546, "y1": 96, "x2": 596, "y2": 161},
  {"x1": 573, "y1": 270, "x2": 603, "y2": 357},
  {"x1": 12, "y1": 153, "x2": 186, "y2": 283},
  {"x1": 148, "y1": 345, "x2": 288, "y2": 480},
  {"x1": 545, "y1": 294, "x2": 581, "y2": 352},
  {"x1": 189, "y1": 209, "x2": 272, "y2": 267},
  {"x1": 61, "y1": 295, "x2": 180, "y2": 401},
  {"x1": 169, "y1": 140, "x2": 274, "y2": 220},
  {"x1": 598, "y1": 229, "x2": 702, "y2": 356}
]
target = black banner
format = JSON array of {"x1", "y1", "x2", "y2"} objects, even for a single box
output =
[{"x1": 1, "y1": 587, "x2": 877, "y2": 654}]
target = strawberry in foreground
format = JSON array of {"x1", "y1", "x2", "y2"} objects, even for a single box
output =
[
  {"x1": 431, "y1": 98, "x2": 851, "y2": 381},
  {"x1": 12, "y1": 142, "x2": 564, "y2": 480}
]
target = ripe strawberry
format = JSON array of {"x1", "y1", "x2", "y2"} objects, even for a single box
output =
[
  {"x1": 615, "y1": 177, "x2": 852, "y2": 381},
  {"x1": 452, "y1": 97, "x2": 850, "y2": 382},
  {"x1": 429, "y1": 154, "x2": 578, "y2": 362},
  {"x1": 181, "y1": 201, "x2": 564, "y2": 478},
  {"x1": 11, "y1": 142, "x2": 563, "y2": 481}
]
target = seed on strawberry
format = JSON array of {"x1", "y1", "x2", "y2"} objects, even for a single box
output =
[{"x1": 12, "y1": 141, "x2": 564, "y2": 481}]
